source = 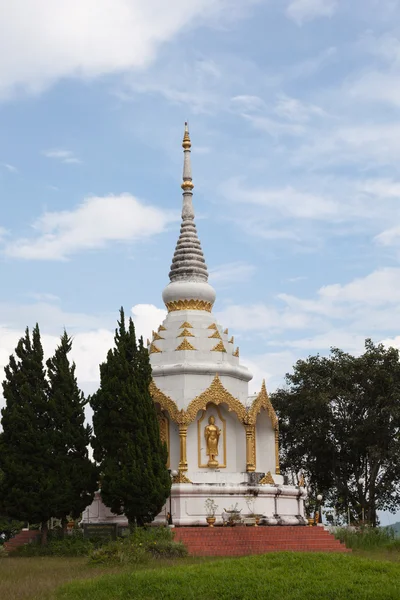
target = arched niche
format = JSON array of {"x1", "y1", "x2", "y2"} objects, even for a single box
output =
[{"x1": 255, "y1": 407, "x2": 276, "y2": 475}]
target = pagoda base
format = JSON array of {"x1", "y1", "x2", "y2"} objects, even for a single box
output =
[{"x1": 154, "y1": 483, "x2": 307, "y2": 527}]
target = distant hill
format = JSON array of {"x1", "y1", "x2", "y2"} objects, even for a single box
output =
[{"x1": 385, "y1": 522, "x2": 400, "y2": 536}]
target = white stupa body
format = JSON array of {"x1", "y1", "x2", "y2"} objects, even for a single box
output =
[{"x1": 82, "y1": 124, "x2": 306, "y2": 528}]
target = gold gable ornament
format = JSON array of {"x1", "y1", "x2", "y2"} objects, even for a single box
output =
[
  {"x1": 211, "y1": 341, "x2": 226, "y2": 353},
  {"x1": 176, "y1": 338, "x2": 197, "y2": 351},
  {"x1": 158, "y1": 325, "x2": 167, "y2": 332},
  {"x1": 223, "y1": 328, "x2": 228, "y2": 335},
  {"x1": 207, "y1": 323, "x2": 218, "y2": 330},
  {"x1": 177, "y1": 328, "x2": 194, "y2": 338},
  {"x1": 172, "y1": 471, "x2": 192, "y2": 484},
  {"x1": 208, "y1": 330, "x2": 222, "y2": 339},
  {"x1": 149, "y1": 343, "x2": 162, "y2": 354},
  {"x1": 180, "y1": 321, "x2": 193, "y2": 328},
  {"x1": 229, "y1": 336, "x2": 234, "y2": 344},
  {"x1": 184, "y1": 374, "x2": 247, "y2": 425},
  {"x1": 233, "y1": 347, "x2": 239, "y2": 357},
  {"x1": 153, "y1": 332, "x2": 164, "y2": 341},
  {"x1": 259, "y1": 471, "x2": 275, "y2": 485}
]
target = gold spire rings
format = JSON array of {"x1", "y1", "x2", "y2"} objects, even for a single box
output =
[{"x1": 181, "y1": 180, "x2": 194, "y2": 190}]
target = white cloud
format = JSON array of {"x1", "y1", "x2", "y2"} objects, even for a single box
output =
[
  {"x1": 0, "y1": 0, "x2": 243, "y2": 100},
  {"x1": 4, "y1": 194, "x2": 176, "y2": 260},
  {"x1": 286, "y1": 0, "x2": 338, "y2": 25},
  {"x1": 375, "y1": 227, "x2": 400, "y2": 246},
  {"x1": 274, "y1": 94, "x2": 327, "y2": 122},
  {"x1": 131, "y1": 304, "x2": 167, "y2": 341},
  {"x1": 43, "y1": 149, "x2": 81, "y2": 164},
  {"x1": 209, "y1": 261, "x2": 256, "y2": 286},
  {"x1": 1, "y1": 162, "x2": 18, "y2": 173},
  {"x1": 244, "y1": 350, "x2": 298, "y2": 394},
  {"x1": 225, "y1": 179, "x2": 338, "y2": 220}
]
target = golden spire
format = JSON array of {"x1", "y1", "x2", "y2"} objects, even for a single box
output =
[
  {"x1": 182, "y1": 121, "x2": 191, "y2": 150},
  {"x1": 181, "y1": 122, "x2": 194, "y2": 191}
]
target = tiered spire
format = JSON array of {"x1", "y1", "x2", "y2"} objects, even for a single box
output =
[{"x1": 168, "y1": 123, "x2": 209, "y2": 283}]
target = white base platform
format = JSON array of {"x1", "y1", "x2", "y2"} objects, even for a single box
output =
[{"x1": 82, "y1": 485, "x2": 307, "y2": 528}]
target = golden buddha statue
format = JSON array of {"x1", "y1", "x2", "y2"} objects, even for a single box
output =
[{"x1": 204, "y1": 415, "x2": 220, "y2": 468}]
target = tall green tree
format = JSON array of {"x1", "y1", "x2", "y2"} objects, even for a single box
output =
[
  {"x1": 91, "y1": 308, "x2": 170, "y2": 527},
  {"x1": 0, "y1": 325, "x2": 57, "y2": 543},
  {"x1": 46, "y1": 331, "x2": 98, "y2": 532},
  {"x1": 272, "y1": 340, "x2": 400, "y2": 525}
]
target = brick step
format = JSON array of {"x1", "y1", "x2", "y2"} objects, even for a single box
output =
[
  {"x1": 174, "y1": 527, "x2": 349, "y2": 556},
  {"x1": 4, "y1": 530, "x2": 40, "y2": 553}
]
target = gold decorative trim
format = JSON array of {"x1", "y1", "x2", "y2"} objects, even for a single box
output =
[
  {"x1": 178, "y1": 425, "x2": 188, "y2": 473},
  {"x1": 166, "y1": 300, "x2": 212, "y2": 312},
  {"x1": 149, "y1": 381, "x2": 183, "y2": 424},
  {"x1": 177, "y1": 328, "x2": 194, "y2": 338},
  {"x1": 149, "y1": 343, "x2": 162, "y2": 354},
  {"x1": 223, "y1": 328, "x2": 228, "y2": 335},
  {"x1": 180, "y1": 321, "x2": 193, "y2": 328},
  {"x1": 208, "y1": 330, "x2": 222, "y2": 340},
  {"x1": 172, "y1": 471, "x2": 192, "y2": 484},
  {"x1": 228, "y1": 336, "x2": 234, "y2": 344},
  {"x1": 153, "y1": 332, "x2": 164, "y2": 341},
  {"x1": 259, "y1": 471, "x2": 275, "y2": 485},
  {"x1": 184, "y1": 374, "x2": 247, "y2": 425},
  {"x1": 245, "y1": 425, "x2": 256, "y2": 472},
  {"x1": 198, "y1": 405, "x2": 226, "y2": 468},
  {"x1": 211, "y1": 341, "x2": 226, "y2": 353},
  {"x1": 158, "y1": 325, "x2": 167, "y2": 332},
  {"x1": 207, "y1": 323, "x2": 217, "y2": 330},
  {"x1": 275, "y1": 429, "x2": 280, "y2": 475},
  {"x1": 233, "y1": 347, "x2": 239, "y2": 357},
  {"x1": 157, "y1": 410, "x2": 170, "y2": 468},
  {"x1": 247, "y1": 380, "x2": 278, "y2": 429},
  {"x1": 176, "y1": 338, "x2": 197, "y2": 351}
]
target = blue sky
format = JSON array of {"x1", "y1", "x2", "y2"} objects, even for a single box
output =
[{"x1": 1, "y1": 0, "x2": 400, "y2": 521}]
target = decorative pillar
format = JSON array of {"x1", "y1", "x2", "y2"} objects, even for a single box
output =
[
  {"x1": 275, "y1": 429, "x2": 280, "y2": 475},
  {"x1": 173, "y1": 424, "x2": 192, "y2": 484},
  {"x1": 245, "y1": 425, "x2": 256, "y2": 472},
  {"x1": 178, "y1": 425, "x2": 188, "y2": 472}
]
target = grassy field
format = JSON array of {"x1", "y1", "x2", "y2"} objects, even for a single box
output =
[
  {"x1": 0, "y1": 555, "x2": 210, "y2": 600},
  {"x1": 54, "y1": 553, "x2": 400, "y2": 600},
  {"x1": 2, "y1": 551, "x2": 400, "y2": 600}
]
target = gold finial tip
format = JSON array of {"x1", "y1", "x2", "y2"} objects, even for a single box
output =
[{"x1": 182, "y1": 121, "x2": 191, "y2": 149}]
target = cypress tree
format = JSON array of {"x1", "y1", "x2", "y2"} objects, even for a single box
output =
[
  {"x1": 0, "y1": 325, "x2": 57, "y2": 544},
  {"x1": 46, "y1": 331, "x2": 98, "y2": 532},
  {"x1": 91, "y1": 308, "x2": 170, "y2": 526}
]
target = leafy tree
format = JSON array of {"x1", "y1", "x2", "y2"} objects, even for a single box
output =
[
  {"x1": 0, "y1": 325, "x2": 56, "y2": 544},
  {"x1": 91, "y1": 308, "x2": 170, "y2": 527},
  {"x1": 272, "y1": 340, "x2": 400, "y2": 526},
  {"x1": 46, "y1": 331, "x2": 98, "y2": 532}
]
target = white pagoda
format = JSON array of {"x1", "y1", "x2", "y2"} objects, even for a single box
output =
[{"x1": 82, "y1": 124, "x2": 306, "y2": 528}]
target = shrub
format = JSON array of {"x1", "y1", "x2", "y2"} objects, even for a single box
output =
[
  {"x1": 147, "y1": 539, "x2": 187, "y2": 559},
  {"x1": 89, "y1": 526, "x2": 187, "y2": 565},
  {"x1": 16, "y1": 534, "x2": 96, "y2": 557},
  {"x1": 0, "y1": 545, "x2": 8, "y2": 558},
  {"x1": 334, "y1": 526, "x2": 398, "y2": 551}
]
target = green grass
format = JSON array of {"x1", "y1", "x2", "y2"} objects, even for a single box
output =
[
  {"x1": 55, "y1": 553, "x2": 400, "y2": 600},
  {"x1": 334, "y1": 526, "x2": 400, "y2": 551}
]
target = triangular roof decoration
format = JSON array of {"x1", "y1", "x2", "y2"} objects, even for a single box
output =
[
  {"x1": 177, "y1": 328, "x2": 195, "y2": 338},
  {"x1": 176, "y1": 338, "x2": 197, "y2": 351},
  {"x1": 211, "y1": 341, "x2": 226, "y2": 353}
]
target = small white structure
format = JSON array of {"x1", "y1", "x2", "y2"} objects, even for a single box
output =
[{"x1": 82, "y1": 124, "x2": 306, "y2": 528}]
